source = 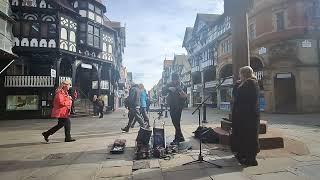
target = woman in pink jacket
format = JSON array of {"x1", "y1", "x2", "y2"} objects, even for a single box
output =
[{"x1": 42, "y1": 80, "x2": 75, "y2": 142}]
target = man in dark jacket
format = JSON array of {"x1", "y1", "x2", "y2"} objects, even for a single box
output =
[
  {"x1": 121, "y1": 83, "x2": 145, "y2": 132},
  {"x1": 163, "y1": 73, "x2": 187, "y2": 145}
]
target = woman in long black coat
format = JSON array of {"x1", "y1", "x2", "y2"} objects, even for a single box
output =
[{"x1": 231, "y1": 66, "x2": 260, "y2": 166}]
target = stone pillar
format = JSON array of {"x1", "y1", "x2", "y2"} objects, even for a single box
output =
[
  {"x1": 201, "y1": 70, "x2": 205, "y2": 103},
  {"x1": 97, "y1": 65, "x2": 102, "y2": 96},
  {"x1": 225, "y1": 0, "x2": 252, "y2": 82},
  {"x1": 55, "y1": 58, "x2": 62, "y2": 87},
  {"x1": 72, "y1": 61, "x2": 77, "y2": 86}
]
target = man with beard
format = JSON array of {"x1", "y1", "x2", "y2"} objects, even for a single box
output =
[{"x1": 163, "y1": 73, "x2": 187, "y2": 145}]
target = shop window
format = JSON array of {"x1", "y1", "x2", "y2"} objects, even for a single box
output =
[
  {"x1": 276, "y1": 11, "x2": 285, "y2": 31},
  {"x1": 30, "y1": 23, "x2": 40, "y2": 36}
]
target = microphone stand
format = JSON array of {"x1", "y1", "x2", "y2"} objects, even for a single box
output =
[{"x1": 182, "y1": 77, "x2": 230, "y2": 168}]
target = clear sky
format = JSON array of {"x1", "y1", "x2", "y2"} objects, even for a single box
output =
[{"x1": 104, "y1": 0, "x2": 224, "y2": 90}]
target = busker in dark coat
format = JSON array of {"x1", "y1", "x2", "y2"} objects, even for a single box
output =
[
  {"x1": 162, "y1": 73, "x2": 187, "y2": 145},
  {"x1": 121, "y1": 83, "x2": 146, "y2": 132},
  {"x1": 231, "y1": 66, "x2": 260, "y2": 166}
]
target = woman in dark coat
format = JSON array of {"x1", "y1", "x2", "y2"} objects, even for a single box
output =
[{"x1": 231, "y1": 66, "x2": 260, "y2": 166}]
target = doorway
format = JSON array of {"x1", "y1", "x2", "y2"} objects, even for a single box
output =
[
  {"x1": 274, "y1": 73, "x2": 297, "y2": 112},
  {"x1": 75, "y1": 64, "x2": 98, "y2": 99}
]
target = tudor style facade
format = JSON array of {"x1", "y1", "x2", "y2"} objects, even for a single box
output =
[
  {"x1": 182, "y1": 0, "x2": 320, "y2": 113},
  {"x1": 0, "y1": 0, "x2": 126, "y2": 119}
]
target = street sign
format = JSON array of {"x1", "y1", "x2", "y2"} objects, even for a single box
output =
[
  {"x1": 276, "y1": 73, "x2": 292, "y2": 79},
  {"x1": 50, "y1": 69, "x2": 56, "y2": 78},
  {"x1": 81, "y1": 63, "x2": 92, "y2": 69},
  {"x1": 302, "y1": 40, "x2": 312, "y2": 48},
  {"x1": 258, "y1": 47, "x2": 267, "y2": 55}
]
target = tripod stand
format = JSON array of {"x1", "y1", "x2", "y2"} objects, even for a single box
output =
[
  {"x1": 182, "y1": 102, "x2": 222, "y2": 168},
  {"x1": 182, "y1": 78, "x2": 230, "y2": 168}
]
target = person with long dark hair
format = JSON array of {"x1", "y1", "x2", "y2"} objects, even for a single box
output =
[
  {"x1": 42, "y1": 80, "x2": 75, "y2": 142},
  {"x1": 231, "y1": 66, "x2": 260, "y2": 166}
]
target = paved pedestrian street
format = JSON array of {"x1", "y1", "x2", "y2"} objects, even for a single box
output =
[{"x1": 0, "y1": 109, "x2": 320, "y2": 180}]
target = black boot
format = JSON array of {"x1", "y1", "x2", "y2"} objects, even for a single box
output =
[
  {"x1": 121, "y1": 126, "x2": 129, "y2": 132},
  {"x1": 242, "y1": 154, "x2": 258, "y2": 166},
  {"x1": 42, "y1": 132, "x2": 49, "y2": 142},
  {"x1": 65, "y1": 138, "x2": 76, "y2": 142}
]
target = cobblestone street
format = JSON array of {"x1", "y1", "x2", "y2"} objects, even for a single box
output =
[{"x1": 0, "y1": 109, "x2": 320, "y2": 180}]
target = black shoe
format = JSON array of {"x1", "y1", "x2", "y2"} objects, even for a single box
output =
[
  {"x1": 99, "y1": 116, "x2": 103, "y2": 118},
  {"x1": 242, "y1": 159, "x2": 258, "y2": 166},
  {"x1": 130, "y1": 124, "x2": 135, "y2": 128},
  {"x1": 42, "y1": 132, "x2": 49, "y2": 142},
  {"x1": 121, "y1": 127, "x2": 129, "y2": 132},
  {"x1": 65, "y1": 138, "x2": 76, "y2": 142}
]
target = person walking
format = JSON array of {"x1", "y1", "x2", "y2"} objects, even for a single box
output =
[
  {"x1": 131, "y1": 84, "x2": 150, "y2": 128},
  {"x1": 163, "y1": 73, "x2": 187, "y2": 145},
  {"x1": 121, "y1": 83, "x2": 146, "y2": 132},
  {"x1": 42, "y1": 80, "x2": 75, "y2": 142},
  {"x1": 69, "y1": 86, "x2": 78, "y2": 115},
  {"x1": 92, "y1": 95, "x2": 99, "y2": 117},
  {"x1": 97, "y1": 96, "x2": 105, "y2": 118},
  {"x1": 231, "y1": 66, "x2": 260, "y2": 166}
]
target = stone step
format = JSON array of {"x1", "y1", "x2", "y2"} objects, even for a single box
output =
[
  {"x1": 213, "y1": 127, "x2": 284, "y2": 150},
  {"x1": 220, "y1": 119, "x2": 267, "y2": 134}
]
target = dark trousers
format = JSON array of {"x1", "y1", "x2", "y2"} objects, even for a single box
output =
[
  {"x1": 132, "y1": 107, "x2": 149, "y2": 126},
  {"x1": 127, "y1": 107, "x2": 144, "y2": 128},
  {"x1": 45, "y1": 118, "x2": 71, "y2": 140},
  {"x1": 99, "y1": 107, "x2": 104, "y2": 118},
  {"x1": 170, "y1": 106, "x2": 184, "y2": 141}
]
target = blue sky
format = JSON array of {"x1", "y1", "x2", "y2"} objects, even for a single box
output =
[{"x1": 104, "y1": 0, "x2": 224, "y2": 90}]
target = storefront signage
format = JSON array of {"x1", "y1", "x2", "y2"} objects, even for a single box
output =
[
  {"x1": 302, "y1": 40, "x2": 312, "y2": 48},
  {"x1": 92, "y1": 81, "x2": 98, "y2": 89},
  {"x1": 81, "y1": 63, "x2": 92, "y2": 69},
  {"x1": 6, "y1": 95, "x2": 39, "y2": 111},
  {"x1": 100, "y1": 80, "x2": 109, "y2": 90},
  {"x1": 205, "y1": 81, "x2": 217, "y2": 88},
  {"x1": 276, "y1": 73, "x2": 292, "y2": 79},
  {"x1": 258, "y1": 47, "x2": 267, "y2": 55},
  {"x1": 50, "y1": 69, "x2": 56, "y2": 78}
]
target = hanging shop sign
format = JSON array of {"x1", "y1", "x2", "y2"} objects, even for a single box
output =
[{"x1": 50, "y1": 69, "x2": 56, "y2": 78}]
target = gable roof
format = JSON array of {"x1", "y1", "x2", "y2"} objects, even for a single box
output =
[
  {"x1": 53, "y1": 0, "x2": 77, "y2": 14},
  {"x1": 182, "y1": 27, "x2": 193, "y2": 47},
  {"x1": 193, "y1": 13, "x2": 221, "y2": 35}
]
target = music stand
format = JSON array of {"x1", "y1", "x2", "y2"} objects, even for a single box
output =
[{"x1": 182, "y1": 78, "x2": 229, "y2": 168}]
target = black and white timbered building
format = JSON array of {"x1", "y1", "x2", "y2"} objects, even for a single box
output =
[{"x1": 0, "y1": 0, "x2": 126, "y2": 119}]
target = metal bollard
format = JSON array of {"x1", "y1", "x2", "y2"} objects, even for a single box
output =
[
  {"x1": 202, "y1": 103, "x2": 208, "y2": 123},
  {"x1": 165, "y1": 105, "x2": 168, "y2": 118}
]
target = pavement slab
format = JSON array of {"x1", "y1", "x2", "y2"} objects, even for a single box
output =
[
  {"x1": 163, "y1": 168, "x2": 210, "y2": 180},
  {"x1": 98, "y1": 166, "x2": 132, "y2": 178},
  {"x1": 242, "y1": 157, "x2": 297, "y2": 175},
  {"x1": 251, "y1": 171, "x2": 307, "y2": 180},
  {"x1": 132, "y1": 168, "x2": 163, "y2": 180}
]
